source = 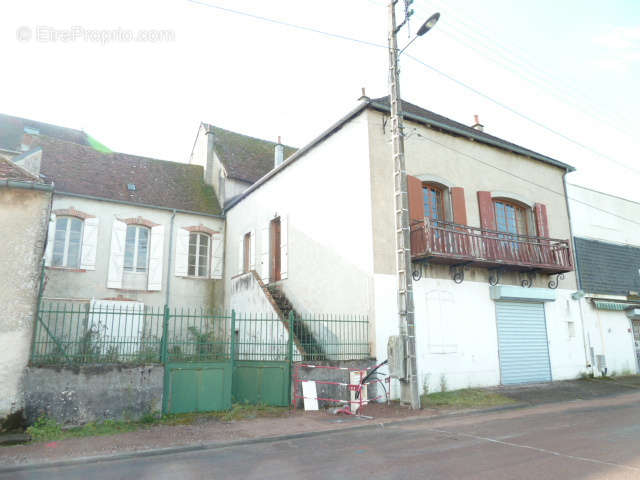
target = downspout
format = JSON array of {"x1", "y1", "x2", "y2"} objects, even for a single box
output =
[
  {"x1": 563, "y1": 172, "x2": 591, "y2": 372},
  {"x1": 165, "y1": 209, "x2": 176, "y2": 307}
]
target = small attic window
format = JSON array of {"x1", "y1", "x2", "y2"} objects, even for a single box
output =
[
  {"x1": 127, "y1": 183, "x2": 136, "y2": 191},
  {"x1": 24, "y1": 126, "x2": 40, "y2": 135}
]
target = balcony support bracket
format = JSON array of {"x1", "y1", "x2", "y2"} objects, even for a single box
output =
[
  {"x1": 520, "y1": 271, "x2": 536, "y2": 288},
  {"x1": 450, "y1": 263, "x2": 469, "y2": 284},
  {"x1": 488, "y1": 268, "x2": 504, "y2": 286},
  {"x1": 548, "y1": 273, "x2": 565, "y2": 290}
]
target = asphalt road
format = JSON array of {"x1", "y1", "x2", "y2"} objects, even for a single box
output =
[{"x1": 6, "y1": 393, "x2": 640, "y2": 479}]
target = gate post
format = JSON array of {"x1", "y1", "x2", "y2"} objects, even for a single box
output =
[
  {"x1": 288, "y1": 311, "x2": 294, "y2": 405},
  {"x1": 161, "y1": 304, "x2": 170, "y2": 416},
  {"x1": 161, "y1": 304, "x2": 170, "y2": 365}
]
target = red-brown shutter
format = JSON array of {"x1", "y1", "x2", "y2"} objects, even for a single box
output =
[
  {"x1": 534, "y1": 203, "x2": 549, "y2": 238},
  {"x1": 407, "y1": 175, "x2": 425, "y2": 224},
  {"x1": 477, "y1": 191, "x2": 496, "y2": 231},
  {"x1": 451, "y1": 187, "x2": 467, "y2": 225}
]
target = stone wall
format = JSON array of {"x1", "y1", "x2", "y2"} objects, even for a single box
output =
[{"x1": 23, "y1": 365, "x2": 163, "y2": 425}]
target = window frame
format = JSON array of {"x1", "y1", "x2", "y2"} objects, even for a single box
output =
[
  {"x1": 188, "y1": 232, "x2": 211, "y2": 278},
  {"x1": 52, "y1": 216, "x2": 84, "y2": 268},
  {"x1": 493, "y1": 199, "x2": 532, "y2": 236},
  {"x1": 422, "y1": 183, "x2": 447, "y2": 222},
  {"x1": 124, "y1": 224, "x2": 150, "y2": 273}
]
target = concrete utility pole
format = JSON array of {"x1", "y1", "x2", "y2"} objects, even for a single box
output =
[{"x1": 388, "y1": 0, "x2": 420, "y2": 409}]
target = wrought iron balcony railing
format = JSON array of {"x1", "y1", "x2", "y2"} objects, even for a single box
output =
[{"x1": 410, "y1": 218, "x2": 573, "y2": 274}]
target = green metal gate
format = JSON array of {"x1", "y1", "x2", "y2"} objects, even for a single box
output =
[
  {"x1": 232, "y1": 312, "x2": 294, "y2": 406},
  {"x1": 162, "y1": 308, "x2": 235, "y2": 414}
]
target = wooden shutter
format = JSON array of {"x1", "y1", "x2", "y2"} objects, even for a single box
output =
[
  {"x1": 44, "y1": 212, "x2": 56, "y2": 266},
  {"x1": 211, "y1": 232, "x2": 223, "y2": 279},
  {"x1": 534, "y1": 203, "x2": 549, "y2": 238},
  {"x1": 280, "y1": 215, "x2": 288, "y2": 280},
  {"x1": 107, "y1": 219, "x2": 127, "y2": 289},
  {"x1": 238, "y1": 236, "x2": 244, "y2": 274},
  {"x1": 407, "y1": 175, "x2": 425, "y2": 224},
  {"x1": 450, "y1": 187, "x2": 467, "y2": 225},
  {"x1": 477, "y1": 191, "x2": 497, "y2": 230},
  {"x1": 147, "y1": 225, "x2": 165, "y2": 291},
  {"x1": 249, "y1": 229, "x2": 256, "y2": 271},
  {"x1": 79, "y1": 217, "x2": 99, "y2": 270},
  {"x1": 260, "y1": 226, "x2": 270, "y2": 283},
  {"x1": 174, "y1": 228, "x2": 189, "y2": 277}
]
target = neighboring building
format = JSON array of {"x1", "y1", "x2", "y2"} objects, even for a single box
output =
[
  {"x1": 189, "y1": 123, "x2": 296, "y2": 207},
  {"x1": 567, "y1": 183, "x2": 640, "y2": 375},
  {"x1": 0, "y1": 151, "x2": 53, "y2": 420},
  {"x1": 26, "y1": 135, "x2": 226, "y2": 310},
  {"x1": 0, "y1": 112, "x2": 110, "y2": 155},
  {"x1": 224, "y1": 94, "x2": 586, "y2": 394}
]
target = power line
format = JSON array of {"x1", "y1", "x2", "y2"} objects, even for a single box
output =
[
  {"x1": 405, "y1": 127, "x2": 640, "y2": 227},
  {"x1": 416, "y1": 0, "x2": 636, "y2": 129},
  {"x1": 185, "y1": 0, "x2": 640, "y2": 178}
]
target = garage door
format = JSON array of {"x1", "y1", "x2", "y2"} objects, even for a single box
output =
[{"x1": 496, "y1": 301, "x2": 551, "y2": 385}]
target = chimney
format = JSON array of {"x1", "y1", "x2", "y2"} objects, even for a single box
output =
[
  {"x1": 274, "y1": 136, "x2": 284, "y2": 168},
  {"x1": 358, "y1": 87, "x2": 369, "y2": 102},
  {"x1": 471, "y1": 114, "x2": 484, "y2": 132}
]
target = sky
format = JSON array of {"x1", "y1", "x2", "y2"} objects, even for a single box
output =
[{"x1": 2, "y1": 0, "x2": 640, "y2": 202}]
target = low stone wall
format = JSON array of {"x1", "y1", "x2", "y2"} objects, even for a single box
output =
[
  {"x1": 24, "y1": 365, "x2": 163, "y2": 425},
  {"x1": 292, "y1": 359, "x2": 381, "y2": 409}
]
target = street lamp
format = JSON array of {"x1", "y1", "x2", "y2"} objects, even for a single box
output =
[
  {"x1": 400, "y1": 12, "x2": 440, "y2": 54},
  {"x1": 387, "y1": 4, "x2": 440, "y2": 410}
]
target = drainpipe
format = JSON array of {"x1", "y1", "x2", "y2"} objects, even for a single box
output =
[
  {"x1": 165, "y1": 209, "x2": 176, "y2": 307},
  {"x1": 563, "y1": 172, "x2": 591, "y2": 371}
]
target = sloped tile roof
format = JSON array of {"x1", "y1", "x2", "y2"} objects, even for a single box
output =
[
  {"x1": 34, "y1": 136, "x2": 221, "y2": 215},
  {"x1": 0, "y1": 113, "x2": 95, "y2": 151},
  {"x1": 574, "y1": 236, "x2": 640, "y2": 296},
  {"x1": 370, "y1": 96, "x2": 573, "y2": 171},
  {"x1": 205, "y1": 125, "x2": 297, "y2": 184},
  {"x1": 0, "y1": 156, "x2": 42, "y2": 183}
]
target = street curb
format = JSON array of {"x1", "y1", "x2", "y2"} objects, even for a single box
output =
[
  {"x1": 0, "y1": 401, "x2": 531, "y2": 474},
  {"x1": 4, "y1": 391, "x2": 640, "y2": 474}
]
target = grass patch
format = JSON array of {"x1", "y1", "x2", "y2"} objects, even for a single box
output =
[
  {"x1": 421, "y1": 388, "x2": 516, "y2": 409},
  {"x1": 25, "y1": 404, "x2": 290, "y2": 444}
]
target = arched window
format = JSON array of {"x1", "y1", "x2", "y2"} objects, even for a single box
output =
[
  {"x1": 52, "y1": 217, "x2": 83, "y2": 268},
  {"x1": 493, "y1": 199, "x2": 532, "y2": 235},
  {"x1": 124, "y1": 225, "x2": 149, "y2": 273},
  {"x1": 188, "y1": 232, "x2": 210, "y2": 277}
]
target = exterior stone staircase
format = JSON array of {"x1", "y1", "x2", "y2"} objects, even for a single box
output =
[{"x1": 265, "y1": 284, "x2": 327, "y2": 361}]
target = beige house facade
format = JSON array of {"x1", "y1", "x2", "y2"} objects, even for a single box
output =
[{"x1": 225, "y1": 95, "x2": 588, "y2": 394}]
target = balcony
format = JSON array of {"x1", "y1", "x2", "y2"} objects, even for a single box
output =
[{"x1": 410, "y1": 218, "x2": 573, "y2": 275}]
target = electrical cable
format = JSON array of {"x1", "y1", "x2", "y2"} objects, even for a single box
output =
[{"x1": 184, "y1": 0, "x2": 640, "y2": 177}]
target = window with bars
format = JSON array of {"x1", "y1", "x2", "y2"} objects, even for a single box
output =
[
  {"x1": 52, "y1": 217, "x2": 83, "y2": 268},
  {"x1": 124, "y1": 225, "x2": 149, "y2": 273},
  {"x1": 188, "y1": 232, "x2": 210, "y2": 277}
]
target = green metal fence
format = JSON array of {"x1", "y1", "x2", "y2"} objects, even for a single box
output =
[{"x1": 30, "y1": 302, "x2": 370, "y2": 365}]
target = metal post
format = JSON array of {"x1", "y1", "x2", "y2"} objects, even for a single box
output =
[
  {"x1": 161, "y1": 304, "x2": 169, "y2": 364},
  {"x1": 388, "y1": 0, "x2": 420, "y2": 409},
  {"x1": 230, "y1": 310, "x2": 237, "y2": 363},
  {"x1": 288, "y1": 311, "x2": 294, "y2": 405}
]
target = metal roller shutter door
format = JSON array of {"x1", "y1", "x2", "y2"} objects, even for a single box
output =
[{"x1": 496, "y1": 301, "x2": 552, "y2": 385}]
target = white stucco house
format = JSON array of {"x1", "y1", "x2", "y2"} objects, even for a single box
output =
[
  {"x1": 567, "y1": 184, "x2": 640, "y2": 376},
  {"x1": 223, "y1": 94, "x2": 593, "y2": 394}
]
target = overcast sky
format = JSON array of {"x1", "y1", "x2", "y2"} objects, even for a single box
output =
[{"x1": 3, "y1": 0, "x2": 639, "y2": 202}]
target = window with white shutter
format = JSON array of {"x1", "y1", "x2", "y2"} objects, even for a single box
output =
[
  {"x1": 107, "y1": 219, "x2": 127, "y2": 289},
  {"x1": 174, "y1": 228, "x2": 189, "y2": 277},
  {"x1": 51, "y1": 217, "x2": 83, "y2": 268},
  {"x1": 80, "y1": 217, "x2": 99, "y2": 270},
  {"x1": 147, "y1": 225, "x2": 164, "y2": 291}
]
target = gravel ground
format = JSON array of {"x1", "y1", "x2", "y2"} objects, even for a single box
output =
[{"x1": 2, "y1": 377, "x2": 637, "y2": 468}]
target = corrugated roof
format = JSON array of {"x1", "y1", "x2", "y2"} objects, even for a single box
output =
[
  {"x1": 369, "y1": 96, "x2": 574, "y2": 172},
  {"x1": 574, "y1": 237, "x2": 640, "y2": 296},
  {"x1": 34, "y1": 135, "x2": 221, "y2": 215},
  {"x1": 205, "y1": 124, "x2": 297, "y2": 184}
]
